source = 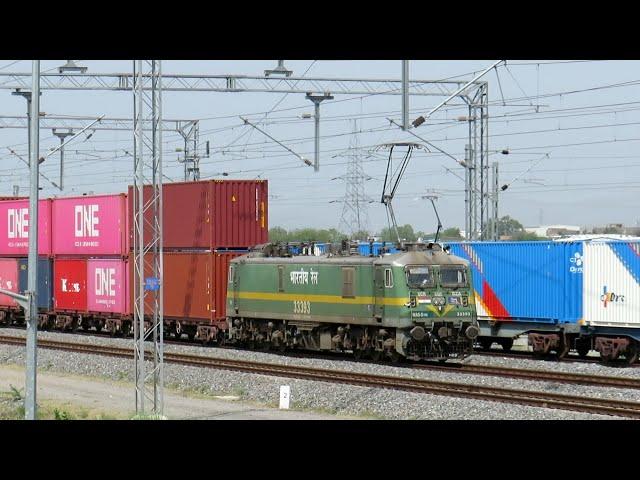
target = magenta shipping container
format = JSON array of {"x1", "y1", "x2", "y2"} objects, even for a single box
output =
[
  {"x1": 87, "y1": 259, "x2": 129, "y2": 314},
  {"x1": 0, "y1": 199, "x2": 52, "y2": 256},
  {"x1": 0, "y1": 258, "x2": 18, "y2": 307},
  {"x1": 52, "y1": 194, "x2": 129, "y2": 256}
]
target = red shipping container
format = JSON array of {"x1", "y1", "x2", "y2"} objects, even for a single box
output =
[
  {"x1": 210, "y1": 180, "x2": 268, "y2": 248},
  {"x1": 52, "y1": 194, "x2": 129, "y2": 256},
  {"x1": 0, "y1": 199, "x2": 52, "y2": 256},
  {"x1": 53, "y1": 258, "x2": 87, "y2": 312},
  {"x1": 0, "y1": 258, "x2": 18, "y2": 307},
  {"x1": 87, "y1": 258, "x2": 129, "y2": 315},
  {"x1": 128, "y1": 180, "x2": 268, "y2": 250},
  {"x1": 131, "y1": 250, "x2": 243, "y2": 324}
]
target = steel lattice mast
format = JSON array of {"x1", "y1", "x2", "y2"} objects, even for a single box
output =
[
  {"x1": 337, "y1": 120, "x2": 372, "y2": 236},
  {"x1": 132, "y1": 60, "x2": 164, "y2": 416}
]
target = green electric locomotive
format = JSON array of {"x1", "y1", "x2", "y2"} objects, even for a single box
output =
[{"x1": 226, "y1": 242, "x2": 479, "y2": 362}]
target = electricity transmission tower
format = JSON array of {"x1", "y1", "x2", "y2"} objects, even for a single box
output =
[
  {"x1": 336, "y1": 120, "x2": 373, "y2": 237},
  {"x1": 132, "y1": 60, "x2": 164, "y2": 417}
]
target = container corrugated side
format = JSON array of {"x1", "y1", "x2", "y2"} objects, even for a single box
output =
[
  {"x1": 52, "y1": 194, "x2": 128, "y2": 255},
  {"x1": 212, "y1": 251, "x2": 245, "y2": 321},
  {"x1": 447, "y1": 241, "x2": 583, "y2": 324},
  {"x1": 132, "y1": 251, "x2": 213, "y2": 322},
  {"x1": 87, "y1": 258, "x2": 129, "y2": 315},
  {"x1": 210, "y1": 180, "x2": 268, "y2": 248},
  {"x1": 0, "y1": 258, "x2": 18, "y2": 307},
  {"x1": 128, "y1": 181, "x2": 212, "y2": 250},
  {"x1": 18, "y1": 257, "x2": 52, "y2": 310},
  {"x1": 53, "y1": 258, "x2": 88, "y2": 312},
  {"x1": 583, "y1": 241, "x2": 640, "y2": 328},
  {"x1": 0, "y1": 199, "x2": 52, "y2": 256}
]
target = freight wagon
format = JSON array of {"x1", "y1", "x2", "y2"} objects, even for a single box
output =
[
  {"x1": 445, "y1": 240, "x2": 640, "y2": 364},
  {"x1": 226, "y1": 242, "x2": 479, "y2": 361},
  {"x1": 0, "y1": 180, "x2": 265, "y2": 341}
]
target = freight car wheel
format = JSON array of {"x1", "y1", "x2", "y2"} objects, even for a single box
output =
[
  {"x1": 557, "y1": 342, "x2": 570, "y2": 360},
  {"x1": 371, "y1": 349, "x2": 383, "y2": 362},
  {"x1": 576, "y1": 341, "x2": 590, "y2": 358},
  {"x1": 353, "y1": 348, "x2": 364, "y2": 361},
  {"x1": 625, "y1": 342, "x2": 639, "y2": 365},
  {"x1": 122, "y1": 324, "x2": 131, "y2": 337},
  {"x1": 498, "y1": 338, "x2": 513, "y2": 352},
  {"x1": 479, "y1": 339, "x2": 493, "y2": 351}
]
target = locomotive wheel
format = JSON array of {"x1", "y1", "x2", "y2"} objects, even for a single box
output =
[
  {"x1": 389, "y1": 350, "x2": 402, "y2": 364},
  {"x1": 479, "y1": 339, "x2": 493, "y2": 351},
  {"x1": 499, "y1": 338, "x2": 514, "y2": 352}
]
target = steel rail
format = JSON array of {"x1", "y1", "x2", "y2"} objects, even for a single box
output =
[
  {"x1": 413, "y1": 362, "x2": 640, "y2": 390},
  {"x1": 0, "y1": 335, "x2": 639, "y2": 419}
]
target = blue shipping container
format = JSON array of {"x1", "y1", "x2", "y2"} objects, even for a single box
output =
[
  {"x1": 18, "y1": 257, "x2": 53, "y2": 310},
  {"x1": 358, "y1": 242, "x2": 399, "y2": 256},
  {"x1": 445, "y1": 241, "x2": 583, "y2": 325}
]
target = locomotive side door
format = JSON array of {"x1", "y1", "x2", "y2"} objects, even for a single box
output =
[
  {"x1": 230, "y1": 264, "x2": 238, "y2": 312},
  {"x1": 374, "y1": 266, "x2": 385, "y2": 320}
]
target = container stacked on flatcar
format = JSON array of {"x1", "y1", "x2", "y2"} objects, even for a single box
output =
[
  {"x1": 48, "y1": 193, "x2": 130, "y2": 333},
  {"x1": 445, "y1": 240, "x2": 640, "y2": 363},
  {"x1": 127, "y1": 180, "x2": 268, "y2": 343},
  {"x1": 0, "y1": 198, "x2": 53, "y2": 326}
]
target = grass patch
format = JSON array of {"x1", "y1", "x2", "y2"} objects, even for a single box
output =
[{"x1": 0, "y1": 386, "x2": 126, "y2": 420}]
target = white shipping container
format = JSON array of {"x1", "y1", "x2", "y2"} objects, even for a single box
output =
[{"x1": 583, "y1": 242, "x2": 640, "y2": 328}]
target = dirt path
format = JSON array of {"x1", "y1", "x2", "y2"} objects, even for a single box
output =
[{"x1": 0, "y1": 365, "x2": 353, "y2": 420}]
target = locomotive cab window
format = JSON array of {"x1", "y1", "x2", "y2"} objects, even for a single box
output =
[
  {"x1": 406, "y1": 266, "x2": 434, "y2": 288},
  {"x1": 384, "y1": 268, "x2": 393, "y2": 288},
  {"x1": 342, "y1": 267, "x2": 355, "y2": 298},
  {"x1": 439, "y1": 266, "x2": 468, "y2": 288},
  {"x1": 228, "y1": 265, "x2": 235, "y2": 283}
]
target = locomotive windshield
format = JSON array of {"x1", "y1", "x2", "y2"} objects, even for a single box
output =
[
  {"x1": 406, "y1": 266, "x2": 435, "y2": 288},
  {"x1": 439, "y1": 266, "x2": 468, "y2": 288}
]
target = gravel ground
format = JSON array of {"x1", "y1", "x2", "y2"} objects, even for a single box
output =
[{"x1": 0, "y1": 327, "x2": 630, "y2": 420}]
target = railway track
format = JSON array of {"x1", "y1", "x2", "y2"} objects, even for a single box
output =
[
  {"x1": 414, "y1": 362, "x2": 640, "y2": 390},
  {"x1": 1, "y1": 334, "x2": 640, "y2": 419}
]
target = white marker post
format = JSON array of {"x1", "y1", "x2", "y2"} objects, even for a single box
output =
[{"x1": 279, "y1": 385, "x2": 290, "y2": 409}]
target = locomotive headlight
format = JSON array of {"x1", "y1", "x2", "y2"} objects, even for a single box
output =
[{"x1": 432, "y1": 296, "x2": 446, "y2": 306}]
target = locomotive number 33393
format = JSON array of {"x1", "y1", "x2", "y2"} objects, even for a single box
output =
[{"x1": 293, "y1": 300, "x2": 311, "y2": 314}]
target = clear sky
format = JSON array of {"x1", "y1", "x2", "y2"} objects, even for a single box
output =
[{"x1": 0, "y1": 60, "x2": 638, "y2": 234}]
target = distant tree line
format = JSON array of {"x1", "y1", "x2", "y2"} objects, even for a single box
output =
[{"x1": 269, "y1": 215, "x2": 545, "y2": 243}]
